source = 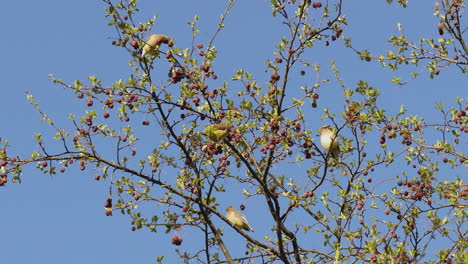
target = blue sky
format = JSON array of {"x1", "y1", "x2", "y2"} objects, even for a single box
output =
[{"x1": 1, "y1": 0, "x2": 465, "y2": 263}]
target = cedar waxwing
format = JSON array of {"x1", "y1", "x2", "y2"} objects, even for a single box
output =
[
  {"x1": 204, "y1": 124, "x2": 233, "y2": 141},
  {"x1": 320, "y1": 125, "x2": 340, "y2": 161},
  {"x1": 226, "y1": 206, "x2": 254, "y2": 232},
  {"x1": 141, "y1": 34, "x2": 169, "y2": 58}
]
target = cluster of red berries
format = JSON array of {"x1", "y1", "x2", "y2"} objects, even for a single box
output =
[
  {"x1": 168, "y1": 67, "x2": 185, "y2": 84},
  {"x1": 331, "y1": 27, "x2": 343, "y2": 41},
  {"x1": 397, "y1": 180, "x2": 433, "y2": 203},
  {"x1": 104, "y1": 197, "x2": 113, "y2": 216},
  {"x1": 452, "y1": 108, "x2": 467, "y2": 126},
  {"x1": 201, "y1": 142, "x2": 224, "y2": 156},
  {"x1": 345, "y1": 103, "x2": 360, "y2": 123},
  {"x1": 171, "y1": 234, "x2": 183, "y2": 246},
  {"x1": 312, "y1": 2, "x2": 322, "y2": 8},
  {"x1": 0, "y1": 174, "x2": 7, "y2": 186},
  {"x1": 379, "y1": 123, "x2": 421, "y2": 146},
  {"x1": 270, "y1": 72, "x2": 280, "y2": 84}
]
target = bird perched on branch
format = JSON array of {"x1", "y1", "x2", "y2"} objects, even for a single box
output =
[
  {"x1": 204, "y1": 124, "x2": 233, "y2": 141},
  {"x1": 320, "y1": 125, "x2": 340, "y2": 161},
  {"x1": 141, "y1": 34, "x2": 169, "y2": 58},
  {"x1": 226, "y1": 206, "x2": 254, "y2": 232}
]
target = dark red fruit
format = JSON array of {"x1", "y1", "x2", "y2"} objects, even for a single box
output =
[
  {"x1": 271, "y1": 73, "x2": 280, "y2": 81},
  {"x1": 129, "y1": 39, "x2": 139, "y2": 49},
  {"x1": 312, "y1": 2, "x2": 322, "y2": 8},
  {"x1": 171, "y1": 234, "x2": 183, "y2": 246}
]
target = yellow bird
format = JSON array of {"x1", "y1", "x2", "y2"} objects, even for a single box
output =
[
  {"x1": 320, "y1": 125, "x2": 340, "y2": 161},
  {"x1": 204, "y1": 124, "x2": 233, "y2": 141},
  {"x1": 141, "y1": 34, "x2": 169, "y2": 58},
  {"x1": 226, "y1": 206, "x2": 254, "y2": 232}
]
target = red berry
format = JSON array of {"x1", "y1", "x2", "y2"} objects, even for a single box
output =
[
  {"x1": 197, "y1": 44, "x2": 203, "y2": 49},
  {"x1": 103, "y1": 112, "x2": 110, "y2": 119},
  {"x1": 171, "y1": 234, "x2": 183, "y2": 246},
  {"x1": 312, "y1": 2, "x2": 322, "y2": 8},
  {"x1": 86, "y1": 99, "x2": 93, "y2": 106},
  {"x1": 94, "y1": 175, "x2": 100, "y2": 181},
  {"x1": 240, "y1": 205, "x2": 245, "y2": 211},
  {"x1": 271, "y1": 73, "x2": 280, "y2": 81},
  {"x1": 129, "y1": 39, "x2": 139, "y2": 49}
]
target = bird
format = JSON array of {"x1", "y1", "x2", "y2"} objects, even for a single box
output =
[
  {"x1": 226, "y1": 206, "x2": 254, "y2": 232},
  {"x1": 204, "y1": 124, "x2": 233, "y2": 141},
  {"x1": 141, "y1": 34, "x2": 169, "y2": 58},
  {"x1": 320, "y1": 125, "x2": 340, "y2": 161}
]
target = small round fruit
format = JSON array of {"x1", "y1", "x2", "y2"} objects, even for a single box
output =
[{"x1": 129, "y1": 39, "x2": 139, "y2": 49}]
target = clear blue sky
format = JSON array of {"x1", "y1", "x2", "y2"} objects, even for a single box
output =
[{"x1": 0, "y1": 1, "x2": 465, "y2": 263}]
